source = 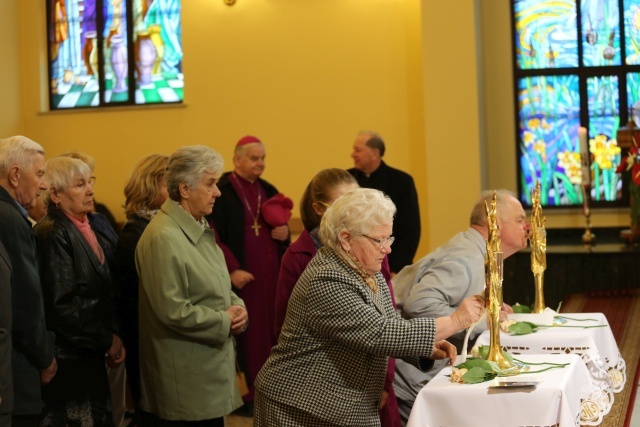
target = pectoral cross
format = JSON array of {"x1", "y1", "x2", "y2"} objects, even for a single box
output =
[{"x1": 251, "y1": 219, "x2": 261, "y2": 236}]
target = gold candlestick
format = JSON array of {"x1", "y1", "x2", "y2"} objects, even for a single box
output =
[
  {"x1": 530, "y1": 181, "x2": 547, "y2": 314},
  {"x1": 485, "y1": 192, "x2": 513, "y2": 370},
  {"x1": 581, "y1": 184, "x2": 596, "y2": 244}
]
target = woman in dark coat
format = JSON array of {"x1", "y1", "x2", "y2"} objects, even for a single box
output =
[
  {"x1": 35, "y1": 156, "x2": 125, "y2": 426},
  {"x1": 114, "y1": 153, "x2": 168, "y2": 422}
]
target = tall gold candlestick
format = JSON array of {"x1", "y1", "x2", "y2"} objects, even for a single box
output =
[
  {"x1": 530, "y1": 181, "x2": 547, "y2": 314},
  {"x1": 485, "y1": 192, "x2": 513, "y2": 370},
  {"x1": 581, "y1": 184, "x2": 596, "y2": 244}
]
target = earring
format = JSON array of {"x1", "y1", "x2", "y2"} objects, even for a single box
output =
[{"x1": 55, "y1": 202, "x2": 60, "y2": 209}]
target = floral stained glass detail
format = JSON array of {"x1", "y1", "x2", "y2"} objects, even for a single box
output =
[
  {"x1": 582, "y1": 0, "x2": 621, "y2": 66},
  {"x1": 514, "y1": 0, "x2": 578, "y2": 70},
  {"x1": 586, "y1": 75, "x2": 622, "y2": 201},
  {"x1": 518, "y1": 75, "x2": 583, "y2": 206}
]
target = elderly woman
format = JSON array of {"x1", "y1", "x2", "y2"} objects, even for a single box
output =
[
  {"x1": 254, "y1": 188, "x2": 484, "y2": 427},
  {"x1": 34, "y1": 156, "x2": 125, "y2": 426},
  {"x1": 114, "y1": 153, "x2": 168, "y2": 419},
  {"x1": 135, "y1": 146, "x2": 248, "y2": 426},
  {"x1": 274, "y1": 169, "x2": 401, "y2": 427}
]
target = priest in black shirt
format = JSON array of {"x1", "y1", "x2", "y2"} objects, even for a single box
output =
[{"x1": 348, "y1": 131, "x2": 421, "y2": 274}]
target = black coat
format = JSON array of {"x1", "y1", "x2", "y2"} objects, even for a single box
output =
[
  {"x1": 0, "y1": 241, "x2": 13, "y2": 419},
  {"x1": 348, "y1": 161, "x2": 421, "y2": 273},
  {"x1": 114, "y1": 214, "x2": 149, "y2": 401},
  {"x1": 0, "y1": 186, "x2": 54, "y2": 416},
  {"x1": 206, "y1": 172, "x2": 289, "y2": 268},
  {"x1": 34, "y1": 206, "x2": 116, "y2": 359}
]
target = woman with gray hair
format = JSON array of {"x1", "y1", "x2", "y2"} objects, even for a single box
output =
[
  {"x1": 34, "y1": 156, "x2": 124, "y2": 426},
  {"x1": 135, "y1": 145, "x2": 248, "y2": 426},
  {"x1": 254, "y1": 188, "x2": 484, "y2": 427}
]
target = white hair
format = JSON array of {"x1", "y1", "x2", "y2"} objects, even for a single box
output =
[
  {"x1": 319, "y1": 187, "x2": 396, "y2": 251},
  {"x1": 166, "y1": 145, "x2": 224, "y2": 201},
  {"x1": 0, "y1": 135, "x2": 45, "y2": 176}
]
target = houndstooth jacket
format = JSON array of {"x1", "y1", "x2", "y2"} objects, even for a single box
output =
[{"x1": 254, "y1": 247, "x2": 437, "y2": 426}]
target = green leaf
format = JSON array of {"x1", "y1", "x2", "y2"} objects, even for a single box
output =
[
  {"x1": 512, "y1": 304, "x2": 531, "y2": 313},
  {"x1": 462, "y1": 366, "x2": 491, "y2": 384},
  {"x1": 508, "y1": 322, "x2": 538, "y2": 335}
]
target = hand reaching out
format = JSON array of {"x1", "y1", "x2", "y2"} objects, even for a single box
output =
[
  {"x1": 451, "y1": 295, "x2": 485, "y2": 329},
  {"x1": 430, "y1": 340, "x2": 457, "y2": 364}
]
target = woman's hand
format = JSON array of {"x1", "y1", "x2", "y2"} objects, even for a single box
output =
[
  {"x1": 499, "y1": 302, "x2": 514, "y2": 322},
  {"x1": 227, "y1": 305, "x2": 249, "y2": 335},
  {"x1": 271, "y1": 225, "x2": 289, "y2": 241},
  {"x1": 106, "y1": 334, "x2": 126, "y2": 368},
  {"x1": 40, "y1": 357, "x2": 58, "y2": 385},
  {"x1": 451, "y1": 295, "x2": 485, "y2": 329},
  {"x1": 430, "y1": 340, "x2": 456, "y2": 364},
  {"x1": 378, "y1": 390, "x2": 389, "y2": 409},
  {"x1": 230, "y1": 269, "x2": 254, "y2": 290}
]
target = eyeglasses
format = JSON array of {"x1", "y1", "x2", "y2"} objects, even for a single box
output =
[
  {"x1": 88, "y1": 176, "x2": 97, "y2": 186},
  {"x1": 361, "y1": 234, "x2": 395, "y2": 249},
  {"x1": 318, "y1": 201, "x2": 331, "y2": 208}
]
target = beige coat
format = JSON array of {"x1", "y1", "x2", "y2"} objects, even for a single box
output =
[{"x1": 136, "y1": 200, "x2": 245, "y2": 421}]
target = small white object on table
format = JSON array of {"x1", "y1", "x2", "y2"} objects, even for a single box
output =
[{"x1": 406, "y1": 354, "x2": 600, "y2": 427}]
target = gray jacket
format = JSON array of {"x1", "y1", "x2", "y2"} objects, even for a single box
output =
[{"x1": 393, "y1": 228, "x2": 488, "y2": 412}]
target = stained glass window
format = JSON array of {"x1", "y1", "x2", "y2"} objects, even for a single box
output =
[
  {"x1": 514, "y1": 0, "x2": 640, "y2": 207},
  {"x1": 46, "y1": 0, "x2": 183, "y2": 110}
]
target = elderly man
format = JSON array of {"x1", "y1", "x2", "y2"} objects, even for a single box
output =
[
  {"x1": 392, "y1": 190, "x2": 530, "y2": 425},
  {"x1": 0, "y1": 136, "x2": 57, "y2": 427},
  {"x1": 206, "y1": 135, "x2": 289, "y2": 415},
  {"x1": 348, "y1": 131, "x2": 420, "y2": 274}
]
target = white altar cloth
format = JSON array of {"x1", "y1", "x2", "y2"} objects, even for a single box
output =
[
  {"x1": 406, "y1": 354, "x2": 595, "y2": 427},
  {"x1": 476, "y1": 312, "x2": 626, "y2": 394}
]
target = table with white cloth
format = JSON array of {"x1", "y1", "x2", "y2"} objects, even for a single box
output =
[
  {"x1": 406, "y1": 354, "x2": 602, "y2": 427},
  {"x1": 475, "y1": 311, "x2": 625, "y2": 421}
]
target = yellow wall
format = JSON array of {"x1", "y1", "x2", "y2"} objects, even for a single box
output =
[
  {"x1": 0, "y1": 0, "x2": 23, "y2": 136},
  {"x1": 0, "y1": 0, "x2": 632, "y2": 260}
]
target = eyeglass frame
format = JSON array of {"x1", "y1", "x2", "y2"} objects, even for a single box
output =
[{"x1": 360, "y1": 233, "x2": 395, "y2": 249}]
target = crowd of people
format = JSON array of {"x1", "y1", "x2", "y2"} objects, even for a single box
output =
[{"x1": 0, "y1": 132, "x2": 530, "y2": 427}]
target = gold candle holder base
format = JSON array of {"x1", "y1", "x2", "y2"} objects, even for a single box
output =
[{"x1": 581, "y1": 185, "x2": 596, "y2": 245}]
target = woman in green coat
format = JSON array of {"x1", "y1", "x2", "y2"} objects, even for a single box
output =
[{"x1": 136, "y1": 145, "x2": 248, "y2": 426}]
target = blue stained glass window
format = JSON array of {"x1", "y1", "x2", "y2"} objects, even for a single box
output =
[
  {"x1": 513, "y1": 0, "x2": 636, "y2": 208},
  {"x1": 628, "y1": 72, "x2": 640, "y2": 120},
  {"x1": 586, "y1": 76, "x2": 622, "y2": 201},
  {"x1": 518, "y1": 76, "x2": 582, "y2": 206},
  {"x1": 515, "y1": 0, "x2": 578, "y2": 69},
  {"x1": 582, "y1": 0, "x2": 621, "y2": 66},
  {"x1": 47, "y1": 0, "x2": 183, "y2": 110}
]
